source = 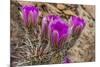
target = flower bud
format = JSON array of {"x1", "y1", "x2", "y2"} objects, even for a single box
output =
[
  {"x1": 70, "y1": 16, "x2": 86, "y2": 36},
  {"x1": 63, "y1": 57, "x2": 71, "y2": 63},
  {"x1": 20, "y1": 5, "x2": 39, "y2": 27}
]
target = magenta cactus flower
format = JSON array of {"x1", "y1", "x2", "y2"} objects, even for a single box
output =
[
  {"x1": 48, "y1": 18, "x2": 71, "y2": 49},
  {"x1": 41, "y1": 15, "x2": 60, "y2": 39},
  {"x1": 20, "y1": 5, "x2": 39, "y2": 27},
  {"x1": 70, "y1": 16, "x2": 86, "y2": 35}
]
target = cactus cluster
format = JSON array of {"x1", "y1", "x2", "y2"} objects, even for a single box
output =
[{"x1": 20, "y1": 5, "x2": 86, "y2": 63}]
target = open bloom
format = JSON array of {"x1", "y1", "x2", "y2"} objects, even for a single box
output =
[
  {"x1": 70, "y1": 16, "x2": 86, "y2": 36},
  {"x1": 48, "y1": 18, "x2": 71, "y2": 49},
  {"x1": 41, "y1": 15, "x2": 60, "y2": 39},
  {"x1": 20, "y1": 5, "x2": 39, "y2": 27}
]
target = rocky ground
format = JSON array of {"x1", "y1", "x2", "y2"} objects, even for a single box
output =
[{"x1": 10, "y1": 0, "x2": 95, "y2": 67}]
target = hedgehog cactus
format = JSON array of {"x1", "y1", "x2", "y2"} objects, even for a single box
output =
[
  {"x1": 20, "y1": 5, "x2": 85, "y2": 50},
  {"x1": 20, "y1": 5, "x2": 39, "y2": 27}
]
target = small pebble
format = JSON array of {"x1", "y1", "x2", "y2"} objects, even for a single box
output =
[{"x1": 57, "y1": 4, "x2": 65, "y2": 10}]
